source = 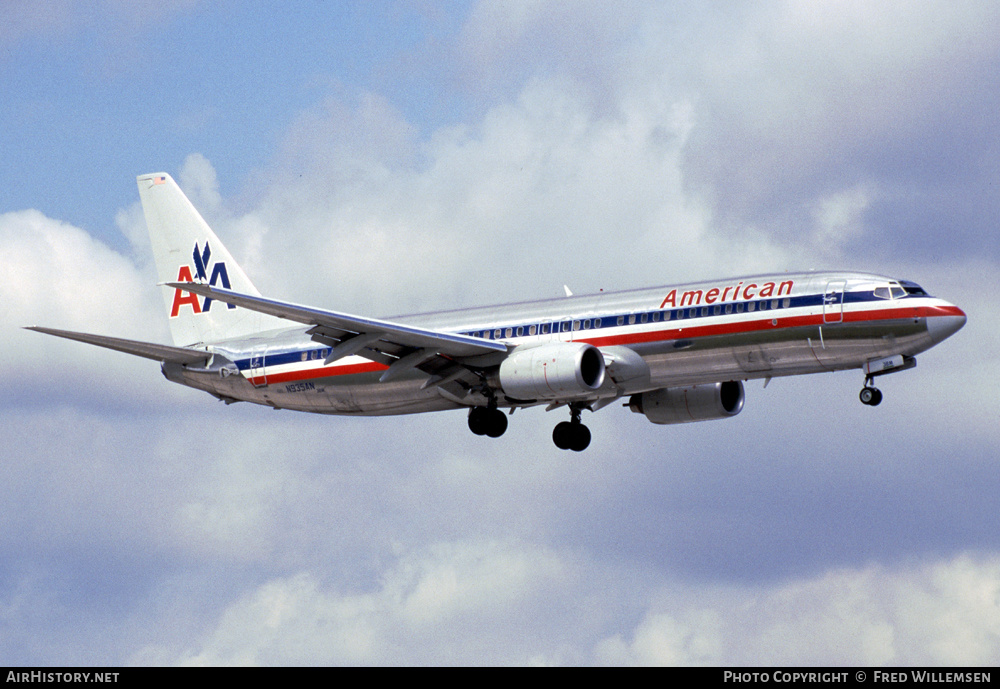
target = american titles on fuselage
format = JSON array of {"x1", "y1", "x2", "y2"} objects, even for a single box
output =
[{"x1": 659, "y1": 279, "x2": 794, "y2": 309}]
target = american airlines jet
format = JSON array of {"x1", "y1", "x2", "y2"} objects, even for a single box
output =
[{"x1": 28, "y1": 173, "x2": 966, "y2": 451}]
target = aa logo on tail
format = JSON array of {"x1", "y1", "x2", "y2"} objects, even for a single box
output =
[{"x1": 170, "y1": 242, "x2": 234, "y2": 318}]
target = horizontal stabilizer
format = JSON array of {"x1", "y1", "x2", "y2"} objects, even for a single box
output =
[{"x1": 25, "y1": 326, "x2": 210, "y2": 365}]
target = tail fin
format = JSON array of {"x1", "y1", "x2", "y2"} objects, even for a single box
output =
[{"x1": 137, "y1": 172, "x2": 284, "y2": 346}]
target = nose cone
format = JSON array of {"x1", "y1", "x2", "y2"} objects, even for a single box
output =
[{"x1": 927, "y1": 306, "x2": 967, "y2": 345}]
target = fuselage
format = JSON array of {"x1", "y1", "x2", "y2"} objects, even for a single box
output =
[{"x1": 165, "y1": 271, "x2": 966, "y2": 416}]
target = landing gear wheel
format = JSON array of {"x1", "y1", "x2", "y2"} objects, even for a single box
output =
[
  {"x1": 552, "y1": 420, "x2": 591, "y2": 451},
  {"x1": 485, "y1": 409, "x2": 508, "y2": 438},
  {"x1": 468, "y1": 407, "x2": 508, "y2": 437},
  {"x1": 553, "y1": 421, "x2": 574, "y2": 450},
  {"x1": 468, "y1": 407, "x2": 489, "y2": 435},
  {"x1": 568, "y1": 424, "x2": 591, "y2": 452},
  {"x1": 859, "y1": 387, "x2": 883, "y2": 406}
]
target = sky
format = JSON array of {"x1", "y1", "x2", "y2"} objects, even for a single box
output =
[{"x1": 2, "y1": 0, "x2": 999, "y2": 666}]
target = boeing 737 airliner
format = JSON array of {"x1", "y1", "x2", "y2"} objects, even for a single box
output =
[{"x1": 28, "y1": 173, "x2": 966, "y2": 451}]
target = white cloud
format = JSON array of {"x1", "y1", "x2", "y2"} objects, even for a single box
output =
[
  {"x1": 148, "y1": 547, "x2": 1000, "y2": 665},
  {"x1": 0, "y1": 209, "x2": 167, "y2": 397},
  {"x1": 0, "y1": 209, "x2": 155, "y2": 331},
  {"x1": 170, "y1": 540, "x2": 569, "y2": 666},
  {"x1": 812, "y1": 186, "x2": 872, "y2": 247},
  {"x1": 178, "y1": 153, "x2": 225, "y2": 219},
  {"x1": 0, "y1": 207, "x2": 214, "y2": 416},
  {"x1": 595, "y1": 553, "x2": 1000, "y2": 666}
]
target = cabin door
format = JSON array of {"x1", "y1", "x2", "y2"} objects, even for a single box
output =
[
  {"x1": 823, "y1": 280, "x2": 846, "y2": 324},
  {"x1": 249, "y1": 345, "x2": 268, "y2": 387}
]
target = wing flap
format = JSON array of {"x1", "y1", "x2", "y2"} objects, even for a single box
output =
[{"x1": 25, "y1": 326, "x2": 210, "y2": 365}]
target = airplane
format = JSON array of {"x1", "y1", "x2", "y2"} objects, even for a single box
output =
[{"x1": 27, "y1": 173, "x2": 967, "y2": 451}]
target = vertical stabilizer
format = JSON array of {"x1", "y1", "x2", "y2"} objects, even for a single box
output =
[{"x1": 137, "y1": 172, "x2": 283, "y2": 346}]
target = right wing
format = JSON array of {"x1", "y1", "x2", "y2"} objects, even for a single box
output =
[{"x1": 25, "y1": 326, "x2": 210, "y2": 366}]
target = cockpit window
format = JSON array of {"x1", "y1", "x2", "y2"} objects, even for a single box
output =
[
  {"x1": 874, "y1": 281, "x2": 909, "y2": 299},
  {"x1": 899, "y1": 280, "x2": 930, "y2": 297}
]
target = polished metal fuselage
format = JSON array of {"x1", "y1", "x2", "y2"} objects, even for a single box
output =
[{"x1": 164, "y1": 271, "x2": 965, "y2": 416}]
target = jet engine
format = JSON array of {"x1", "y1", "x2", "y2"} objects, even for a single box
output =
[
  {"x1": 628, "y1": 381, "x2": 744, "y2": 425},
  {"x1": 497, "y1": 342, "x2": 606, "y2": 400}
]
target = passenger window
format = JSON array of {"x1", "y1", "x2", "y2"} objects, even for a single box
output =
[
  {"x1": 628, "y1": 315, "x2": 636, "y2": 325},
  {"x1": 505, "y1": 328, "x2": 513, "y2": 338},
  {"x1": 676, "y1": 309, "x2": 683, "y2": 320},
  {"x1": 529, "y1": 325, "x2": 537, "y2": 336},
  {"x1": 725, "y1": 304, "x2": 733, "y2": 314},
  {"x1": 701, "y1": 307, "x2": 709, "y2": 317},
  {"x1": 736, "y1": 303, "x2": 744, "y2": 313},
  {"x1": 653, "y1": 312, "x2": 660, "y2": 322},
  {"x1": 748, "y1": 302, "x2": 755, "y2": 312},
  {"x1": 771, "y1": 299, "x2": 778, "y2": 309},
  {"x1": 640, "y1": 313, "x2": 648, "y2": 324},
  {"x1": 617, "y1": 316, "x2": 624, "y2": 326},
  {"x1": 713, "y1": 305, "x2": 721, "y2": 315},
  {"x1": 541, "y1": 324, "x2": 550, "y2": 335},
  {"x1": 573, "y1": 320, "x2": 581, "y2": 331},
  {"x1": 582, "y1": 320, "x2": 590, "y2": 330},
  {"x1": 516, "y1": 326, "x2": 523, "y2": 337},
  {"x1": 783, "y1": 298, "x2": 791, "y2": 308}
]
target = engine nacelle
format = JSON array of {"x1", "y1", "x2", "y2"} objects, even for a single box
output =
[
  {"x1": 628, "y1": 381, "x2": 744, "y2": 425},
  {"x1": 498, "y1": 343, "x2": 606, "y2": 400}
]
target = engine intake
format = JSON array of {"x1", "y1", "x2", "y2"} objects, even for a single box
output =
[
  {"x1": 498, "y1": 343, "x2": 606, "y2": 400},
  {"x1": 628, "y1": 381, "x2": 744, "y2": 425}
]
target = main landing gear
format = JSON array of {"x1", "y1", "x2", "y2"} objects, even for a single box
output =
[
  {"x1": 552, "y1": 405, "x2": 591, "y2": 452},
  {"x1": 468, "y1": 405, "x2": 508, "y2": 438},
  {"x1": 859, "y1": 376, "x2": 883, "y2": 407},
  {"x1": 468, "y1": 403, "x2": 593, "y2": 451}
]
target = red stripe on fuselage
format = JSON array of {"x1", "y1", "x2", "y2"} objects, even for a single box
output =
[
  {"x1": 579, "y1": 304, "x2": 950, "y2": 349},
  {"x1": 247, "y1": 303, "x2": 956, "y2": 386},
  {"x1": 247, "y1": 360, "x2": 387, "y2": 386}
]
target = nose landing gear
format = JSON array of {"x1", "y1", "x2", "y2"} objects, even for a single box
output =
[
  {"x1": 859, "y1": 375, "x2": 882, "y2": 406},
  {"x1": 859, "y1": 386, "x2": 883, "y2": 406}
]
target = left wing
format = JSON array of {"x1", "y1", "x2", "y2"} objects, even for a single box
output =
[{"x1": 167, "y1": 282, "x2": 508, "y2": 383}]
